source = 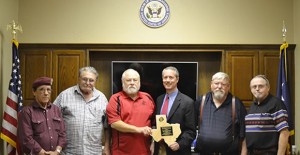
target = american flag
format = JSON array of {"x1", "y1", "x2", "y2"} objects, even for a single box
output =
[
  {"x1": 1, "y1": 39, "x2": 23, "y2": 155},
  {"x1": 276, "y1": 42, "x2": 294, "y2": 154},
  {"x1": 276, "y1": 42, "x2": 294, "y2": 134}
]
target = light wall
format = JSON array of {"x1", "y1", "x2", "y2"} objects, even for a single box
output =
[
  {"x1": 0, "y1": 0, "x2": 19, "y2": 153},
  {"x1": 0, "y1": 0, "x2": 299, "y2": 153},
  {"x1": 18, "y1": 0, "x2": 293, "y2": 44}
]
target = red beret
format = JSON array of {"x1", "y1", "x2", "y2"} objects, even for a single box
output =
[{"x1": 32, "y1": 77, "x2": 53, "y2": 89}]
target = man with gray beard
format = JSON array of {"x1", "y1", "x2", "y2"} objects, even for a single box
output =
[
  {"x1": 194, "y1": 72, "x2": 247, "y2": 155},
  {"x1": 106, "y1": 69, "x2": 155, "y2": 155}
]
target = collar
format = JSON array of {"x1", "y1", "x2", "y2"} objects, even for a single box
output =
[
  {"x1": 74, "y1": 85, "x2": 99, "y2": 96},
  {"x1": 254, "y1": 94, "x2": 272, "y2": 106},
  {"x1": 166, "y1": 89, "x2": 178, "y2": 100},
  {"x1": 32, "y1": 100, "x2": 52, "y2": 109},
  {"x1": 208, "y1": 92, "x2": 233, "y2": 106}
]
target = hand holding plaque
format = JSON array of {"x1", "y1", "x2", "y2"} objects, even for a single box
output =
[{"x1": 151, "y1": 115, "x2": 181, "y2": 145}]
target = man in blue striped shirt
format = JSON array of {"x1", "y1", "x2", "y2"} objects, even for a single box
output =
[{"x1": 246, "y1": 75, "x2": 289, "y2": 155}]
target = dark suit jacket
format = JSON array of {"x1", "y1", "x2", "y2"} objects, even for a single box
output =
[{"x1": 154, "y1": 91, "x2": 196, "y2": 155}]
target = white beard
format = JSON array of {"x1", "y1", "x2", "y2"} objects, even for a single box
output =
[
  {"x1": 124, "y1": 85, "x2": 140, "y2": 95},
  {"x1": 213, "y1": 90, "x2": 225, "y2": 100}
]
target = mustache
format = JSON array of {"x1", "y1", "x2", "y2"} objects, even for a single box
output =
[
  {"x1": 214, "y1": 89, "x2": 224, "y2": 93},
  {"x1": 128, "y1": 86, "x2": 137, "y2": 89}
]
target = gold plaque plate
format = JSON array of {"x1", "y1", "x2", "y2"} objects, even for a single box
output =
[{"x1": 151, "y1": 115, "x2": 181, "y2": 145}]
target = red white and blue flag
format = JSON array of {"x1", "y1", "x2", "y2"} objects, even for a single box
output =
[
  {"x1": 276, "y1": 42, "x2": 294, "y2": 154},
  {"x1": 1, "y1": 39, "x2": 23, "y2": 155},
  {"x1": 276, "y1": 42, "x2": 294, "y2": 134}
]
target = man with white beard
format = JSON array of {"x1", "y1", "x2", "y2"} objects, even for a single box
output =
[
  {"x1": 106, "y1": 68, "x2": 155, "y2": 155},
  {"x1": 194, "y1": 72, "x2": 248, "y2": 155}
]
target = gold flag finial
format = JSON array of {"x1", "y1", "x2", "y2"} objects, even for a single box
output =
[
  {"x1": 282, "y1": 20, "x2": 287, "y2": 43},
  {"x1": 7, "y1": 20, "x2": 23, "y2": 40}
]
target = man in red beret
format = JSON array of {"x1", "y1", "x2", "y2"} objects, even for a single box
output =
[{"x1": 18, "y1": 77, "x2": 66, "y2": 155}]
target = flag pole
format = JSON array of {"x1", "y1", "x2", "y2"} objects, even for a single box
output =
[
  {"x1": 281, "y1": 20, "x2": 288, "y2": 80},
  {"x1": 7, "y1": 20, "x2": 23, "y2": 40},
  {"x1": 1, "y1": 20, "x2": 23, "y2": 155},
  {"x1": 279, "y1": 20, "x2": 295, "y2": 155},
  {"x1": 282, "y1": 20, "x2": 287, "y2": 43}
]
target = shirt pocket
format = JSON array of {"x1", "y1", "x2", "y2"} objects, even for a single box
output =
[
  {"x1": 89, "y1": 105, "x2": 104, "y2": 125},
  {"x1": 95, "y1": 110, "x2": 105, "y2": 125},
  {"x1": 52, "y1": 117, "x2": 62, "y2": 131},
  {"x1": 32, "y1": 119, "x2": 45, "y2": 134}
]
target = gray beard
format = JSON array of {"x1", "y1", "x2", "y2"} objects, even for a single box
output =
[
  {"x1": 124, "y1": 86, "x2": 140, "y2": 94},
  {"x1": 213, "y1": 91, "x2": 225, "y2": 100}
]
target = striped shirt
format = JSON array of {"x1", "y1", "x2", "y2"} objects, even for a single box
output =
[
  {"x1": 245, "y1": 94, "x2": 289, "y2": 150},
  {"x1": 54, "y1": 85, "x2": 108, "y2": 155}
]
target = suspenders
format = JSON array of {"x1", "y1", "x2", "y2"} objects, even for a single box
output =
[{"x1": 198, "y1": 95, "x2": 236, "y2": 140}]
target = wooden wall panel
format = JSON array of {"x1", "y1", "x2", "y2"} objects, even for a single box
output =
[
  {"x1": 18, "y1": 44, "x2": 295, "y2": 110},
  {"x1": 259, "y1": 50, "x2": 280, "y2": 96},
  {"x1": 20, "y1": 50, "x2": 52, "y2": 106},
  {"x1": 52, "y1": 50, "x2": 86, "y2": 97},
  {"x1": 226, "y1": 51, "x2": 259, "y2": 107}
]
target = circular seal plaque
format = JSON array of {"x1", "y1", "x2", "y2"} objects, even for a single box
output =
[{"x1": 140, "y1": 0, "x2": 170, "y2": 28}]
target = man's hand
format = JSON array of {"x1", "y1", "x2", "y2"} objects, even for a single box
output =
[
  {"x1": 103, "y1": 145, "x2": 111, "y2": 155},
  {"x1": 150, "y1": 140, "x2": 155, "y2": 155},
  {"x1": 44, "y1": 151, "x2": 60, "y2": 155},
  {"x1": 168, "y1": 142, "x2": 180, "y2": 151},
  {"x1": 38, "y1": 149, "x2": 46, "y2": 155},
  {"x1": 137, "y1": 126, "x2": 152, "y2": 136}
]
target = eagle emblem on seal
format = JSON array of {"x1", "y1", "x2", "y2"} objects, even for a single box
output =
[
  {"x1": 140, "y1": 0, "x2": 170, "y2": 28},
  {"x1": 147, "y1": 4, "x2": 162, "y2": 18}
]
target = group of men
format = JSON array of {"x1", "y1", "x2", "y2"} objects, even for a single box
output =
[{"x1": 17, "y1": 65, "x2": 290, "y2": 155}]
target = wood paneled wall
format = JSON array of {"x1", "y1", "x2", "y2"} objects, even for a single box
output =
[{"x1": 19, "y1": 44, "x2": 295, "y2": 110}]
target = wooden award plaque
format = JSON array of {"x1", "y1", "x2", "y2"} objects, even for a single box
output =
[{"x1": 151, "y1": 115, "x2": 181, "y2": 145}]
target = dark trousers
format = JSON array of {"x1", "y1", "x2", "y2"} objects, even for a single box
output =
[
  {"x1": 199, "y1": 153, "x2": 222, "y2": 155},
  {"x1": 199, "y1": 151, "x2": 238, "y2": 155},
  {"x1": 248, "y1": 147, "x2": 277, "y2": 155}
]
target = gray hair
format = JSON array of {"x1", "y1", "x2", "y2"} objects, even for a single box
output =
[
  {"x1": 162, "y1": 66, "x2": 179, "y2": 78},
  {"x1": 212, "y1": 72, "x2": 230, "y2": 82},
  {"x1": 251, "y1": 75, "x2": 270, "y2": 87},
  {"x1": 79, "y1": 66, "x2": 99, "y2": 79},
  {"x1": 121, "y1": 68, "x2": 140, "y2": 81}
]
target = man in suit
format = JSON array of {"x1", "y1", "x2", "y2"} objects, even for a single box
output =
[{"x1": 152, "y1": 66, "x2": 196, "y2": 155}]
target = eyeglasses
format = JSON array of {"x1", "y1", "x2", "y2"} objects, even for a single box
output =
[
  {"x1": 37, "y1": 88, "x2": 52, "y2": 93},
  {"x1": 251, "y1": 84, "x2": 266, "y2": 90},
  {"x1": 80, "y1": 77, "x2": 96, "y2": 83}
]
